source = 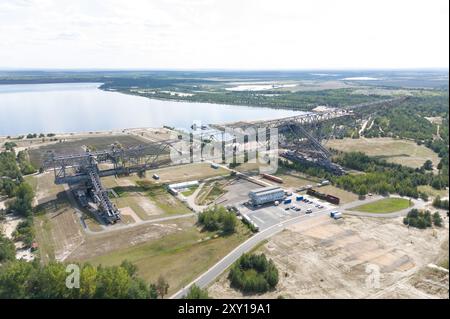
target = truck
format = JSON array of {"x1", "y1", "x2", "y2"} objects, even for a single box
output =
[
  {"x1": 296, "y1": 195, "x2": 304, "y2": 201},
  {"x1": 283, "y1": 199, "x2": 292, "y2": 204}
]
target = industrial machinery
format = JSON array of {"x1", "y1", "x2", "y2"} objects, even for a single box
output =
[{"x1": 44, "y1": 139, "x2": 180, "y2": 224}]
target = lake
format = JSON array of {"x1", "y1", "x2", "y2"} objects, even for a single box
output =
[{"x1": 0, "y1": 83, "x2": 303, "y2": 136}]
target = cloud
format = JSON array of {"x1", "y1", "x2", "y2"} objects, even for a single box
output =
[{"x1": 0, "y1": 0, "x2": 448, "y2": 69}]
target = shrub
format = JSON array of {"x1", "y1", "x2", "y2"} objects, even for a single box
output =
[{"x1": 228, "y1": 253, "x2": 279, "y2": 293}]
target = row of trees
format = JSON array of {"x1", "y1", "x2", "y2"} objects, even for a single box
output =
[
  {"x1": 332, "y1": 152, "x2": 447, "y2": 198},
  {"x1": 0, "y1": 259, "x2": 173, "y2": 299},
  {"x1": 228, "y1": 253, "x2": 279, "y2": 294},
  {"x1": 433, "y1": 196, "x2": 449, "y2": 210},
  {"x1": 198, "y1": 206, "x2": 237, "y2": 234},
  {"x1": 403, "y1": 209, "x2": 443, "y2": 229}
]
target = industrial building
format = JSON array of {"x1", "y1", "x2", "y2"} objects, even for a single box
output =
[{"x1": 249, "y1": 186, "x2": 285, "y2": 206}]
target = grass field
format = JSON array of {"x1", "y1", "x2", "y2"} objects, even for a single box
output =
[
  {"x1": 33, "y1": 194, "x2": 85, "y2": 263},
  {"x1": 111, "y1": 184, "x2": 192, "y2": 219},
  {"x1": 181, "y1": 185, "x2": 199, "y2": 197},
  {"x1": 327, "y1": 137, "x2": 440, "y2": 169},
  {"x1": 417, "y1": 185, "x2": 449, "y2": 198},
  {"x1": 83, "y1": 222, "x2": 251, "y2": 295},
  {"x1": 350, "y1": 198, "x2": 412, "y2": 214}
]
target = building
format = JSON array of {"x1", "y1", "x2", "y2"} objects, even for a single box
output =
[
  {"x1": 168, "y1": 180, "x2": 199, "y2": 196},
  {"x1": 249, "y1": 186, "x2": 285, "y2": 206}
]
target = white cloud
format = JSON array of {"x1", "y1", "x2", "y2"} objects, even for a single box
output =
[{"x1": 0, "y1": 0, "x2": 448, "y2": 69}]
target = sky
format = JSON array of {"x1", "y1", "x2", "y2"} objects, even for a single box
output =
[{"x1": 0, "y1": 0, "x2": 448, "y2": 70}]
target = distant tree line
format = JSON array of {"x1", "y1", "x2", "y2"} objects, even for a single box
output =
[{"x1": 0, "y1": 259, "x2": 175, "y2": 299}]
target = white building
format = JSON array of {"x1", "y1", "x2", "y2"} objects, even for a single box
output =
[{"x1": 249, "y1": 186, "x2": 284, "y2": 206}]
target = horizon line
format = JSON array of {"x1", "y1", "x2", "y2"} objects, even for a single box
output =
[{"x1": 0, "y1": 67, "x2": 449, "y2": 72}]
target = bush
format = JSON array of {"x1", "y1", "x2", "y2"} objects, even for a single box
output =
[
  {"x1": 433, "y1": 212, "x2": 443, "y2": 227},
  {"x1": 13, "y1": 217, "x2": 34, "y2": 247},
  {"x1": 433, "y1": 196, "x2": 449, "y2": 210},
  {"x1": 403, "y1": 209, "x2": 434, "y2": 229},
  {"x1": 184, "y1": 284, "x2": 211, "y2": 299},
  {"x1": 198, "y1": 206, "x2": 237, "y2": 234},
  {"x1": 228, "y1": 253, "x2": 279, "y2": 294}
]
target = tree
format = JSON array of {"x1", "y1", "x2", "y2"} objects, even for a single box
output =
[
  {"x1": 228, "y1": 253, "x2": 279, "y2": 294},
  {"x1": 433, "y1": 212, "x2": 443, "y2": 227},
  {"x1": 0, "y1": 233, "x2": 16, "y2": 263},
  {"x1": 184, "y1": 284, "x2": 210, "y2": 299},
  {"x1": 7, "y1": 182, "x2": 34, "y2": 217},
  {"x1": 155, "y1": 275, "x2": 169, "y2": 299},
  {"x1": 222, "y1": 212, "x2": 237, "y2": 234},
  {"x1": 422, "y1": 160, "x2": 433, "y2": 171},
  {"x1": 198, "y1": 205, "x2": 237, "y2": 234},
  {"x1": 357, "y1": 185, "x2": 368, "y2": 197},
  {"x1": 0, "y1": 260, "x2": 151, "y2": 299},
  {"x1": 120, "y1": 260, "x2": 138, "y2": 278},
  {"x1": 149, "y1": 283, "x2": 158, "y2": 299}
]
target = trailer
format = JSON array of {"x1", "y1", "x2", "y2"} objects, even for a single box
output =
[
  {"x1": 296, "y1": 195, "x2": 304, "y2": 201},
  {"x1": 307, "y1": 188, "x2": 340, "y2": 205},
  {"x1": 261, "y1": 173, "x2": 283, "y2": 184},
  {"x1": 283, "y1": 199, "x2": 292, "y2": 204}
]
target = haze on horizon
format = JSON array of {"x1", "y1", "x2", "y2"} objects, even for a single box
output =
[{"x1": 0, "y1": 0, "x2": 448, "y2": 70}]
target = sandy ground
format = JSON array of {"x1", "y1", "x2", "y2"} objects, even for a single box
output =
[
  {"x1": 136, "y1": 196, "x2": 164, "y2": 216},
  {"x1": 208, "y1": 213, "x2": 449, "y2": 299},
  {"x1": 0, "y1": 215, "x2": 24, "y2": 239}
]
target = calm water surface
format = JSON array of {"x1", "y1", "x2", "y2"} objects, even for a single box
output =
[{"x1": 0, "y1": 83, "x2": 303, "y2": 136}]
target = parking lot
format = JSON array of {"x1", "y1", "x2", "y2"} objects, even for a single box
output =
[
  {"x1": 217, "y1": 178, "x2": 263, "y2": 206},
  {"x1": 238, "y1": 192, "x2": 336, "y2": 230}
]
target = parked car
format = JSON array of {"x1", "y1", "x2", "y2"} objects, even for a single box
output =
[{"x1": 306, "y1": 209, "x2": 312, "y2": 214}]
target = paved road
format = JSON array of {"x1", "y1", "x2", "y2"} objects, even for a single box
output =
[{"x1": 170, "y1": 208, "x2": 333, "y2": 299}]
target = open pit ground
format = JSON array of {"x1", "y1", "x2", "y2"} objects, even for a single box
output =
[{"x1": 208, "y1": 213, "x2": 449, "y2": 299}]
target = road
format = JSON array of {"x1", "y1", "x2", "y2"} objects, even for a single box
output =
[{"x1": 170, "y1": 207, "x2": 332, "y2": 299}]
